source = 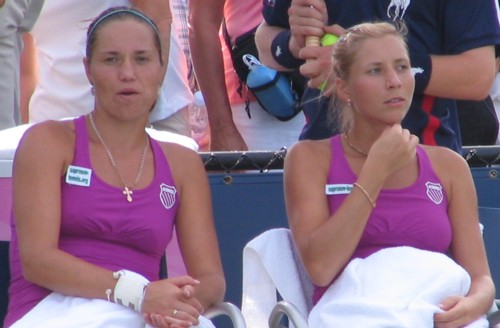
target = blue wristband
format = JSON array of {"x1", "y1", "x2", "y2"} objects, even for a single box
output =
[
  {"x1": 271, "y1": 30, "x2": 305, "y2": 69},
  {"x1": 410, "y1": 53, "x2": 432, "y2": 94}
]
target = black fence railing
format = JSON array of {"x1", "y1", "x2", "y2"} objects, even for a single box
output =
[
  {"x1": 200, "y1": 146, "x2": 500, "y2": 172},
  {"x1": 200, "y1": 148, "x2": 288, "y2": 172},
  {"x1": 462, "y1": 146, "x2": 500, "y2": 167}
]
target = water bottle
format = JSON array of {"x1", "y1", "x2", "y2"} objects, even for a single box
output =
[
  {"x1": 188, "y1": 91, "x2": 209, "y2": 144},
  {"x1": 243, "y1": 54, "x2": 299, "y2": 121}
]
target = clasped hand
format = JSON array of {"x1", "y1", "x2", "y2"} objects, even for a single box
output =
[{"x1": 142, "y1": 276, "x2": 203, "y2": 328}]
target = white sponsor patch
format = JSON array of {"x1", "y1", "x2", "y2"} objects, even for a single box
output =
[
  {"x1": 65, "y1": 165, "x2": 91, "y2": 187},
  {"x1": 325, "y1": 184, "x2": 353, "y2": 195}
]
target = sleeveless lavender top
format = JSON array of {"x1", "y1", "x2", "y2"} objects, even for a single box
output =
[
  {"x1": 313, "y1": 135, "x2": 452, "y2": 304},
  {"x1": 6, "y1": 115, "x2": 179, "y2": 326}
]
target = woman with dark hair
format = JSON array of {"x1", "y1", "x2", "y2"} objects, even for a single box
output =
[{"x1": 5, "y1": 7, "x2": 225, "y2": 328}]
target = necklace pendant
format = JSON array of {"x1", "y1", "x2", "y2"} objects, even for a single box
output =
[
  {"x1": 89, "y1": 113, "x2": 147, "y2": 203},
  {"x1": 123, "y1": 186, "x2": 133, "y2": 202}
]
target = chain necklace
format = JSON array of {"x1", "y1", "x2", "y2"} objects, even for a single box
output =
[
  {"x1": 89, "y1": 112, "x2": 149, "y2": 202},
  {"x1": 343, "y1": 133, "x2": 368, "y2": 157}
]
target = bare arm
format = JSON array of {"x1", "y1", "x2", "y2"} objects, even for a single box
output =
[
  {"x1": 189, "y1": 0, "x2": 247, "y2": 151},
  {"x1": 142, "y1": 144, "x2": 225, "y2": 327},
  {"x1": 255, "y1": 0, "x2": 339, "y2": 90},
  {"x1": 167, "y1": 144, "x2": 226, "y2": 309},
  {"x1": 20, "y1": 32, "x2": 37, "y2": 123},
  {"x1": 431, "y1": 148, "x2": 495, "y2": 326},
  {"x1": 426, "y1": 46, "x2": 496, "y2": 100},
  {"x1": 14, "y1": 122, "x2": 122, "y2": 300},
  {"x1": 255, "y1": 21, "x2": 292, "y2": 71}
]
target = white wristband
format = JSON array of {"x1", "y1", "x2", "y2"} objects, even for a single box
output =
[{"x1": 113, "y1": 270, "x2": 150, "y2": 312}]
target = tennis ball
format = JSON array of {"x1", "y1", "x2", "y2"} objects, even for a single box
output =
[{"x1": 321, "y1": 33, "x2": 339, "y2": 47}]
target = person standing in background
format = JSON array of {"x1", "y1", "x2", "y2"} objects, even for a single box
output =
[
  {"x1": 189, "y1": 0, "x2": 306, "y2": 151},
  {"x1": 171, "y1": 0, "x2": 197, "y2": 92},
  {"x1": 489, "y1": 45, "x2": 500, "y2": 144},
  {"x1": 256, "y1": 0, "x2": 500, "y2": 153},
  {"x1": 0, "y1": 0, "x2": 44, "y2": 131}
]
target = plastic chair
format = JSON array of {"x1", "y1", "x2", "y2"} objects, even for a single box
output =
[{"x1": 242, "y1": 226, "x2": 500, "y2": 328}]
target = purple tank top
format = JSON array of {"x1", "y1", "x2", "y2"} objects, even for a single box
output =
[
  {"x1": 6, "y1": 115, "x2": 179, "y2": 326},
  {"x1": 312, "y1": 135, "x2": 452, "y2": 304}
]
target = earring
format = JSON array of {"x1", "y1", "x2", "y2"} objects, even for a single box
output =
[
  {"x1": 347, "y1": 99, "x2": 352, "y2": 107},
  {"x1": 91, "y1": 86, "x2": 95, "y2": 96}
]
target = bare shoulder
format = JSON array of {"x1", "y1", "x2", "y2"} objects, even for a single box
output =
[
  {"x1": 156, "y1": 142, "x2": 204, "y2": 172},
  {"x1": 17, "y1": 120, "x2": 75, "y2": 157},
  {"x1": 422, "y1": 145, "x2": 467, "y2": 166},
  {"x1": 285, "y1": 139, "x2": 331, "y2": 171},
  {"x1": 421, "y1": 145, "x2": 470, "y2": 179},
  {"x1": 287, "y1": 139, "x2": 331, "y2": 159},
  {"x1": 15, "y1": 120, "x2": 76, "y2": 175}
]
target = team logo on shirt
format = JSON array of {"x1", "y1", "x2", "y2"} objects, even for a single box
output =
[
  {"x1": 159, "y1": 183, "x2": 177, "y2": 209},
  {"x1": 265, "y1": 0, "x2": 275, "y2": 8},
  {"x1": 425, "y1": 181, "x2": 443, "y2": 205},
  {"x1": 386, "y1": 0, "x2": 411, "y2": 20}
]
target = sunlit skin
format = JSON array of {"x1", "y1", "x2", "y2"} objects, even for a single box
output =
[
  {"x1": 83, "y1": 19, "x2": 163, "y2": 123},
  {"x1": 337, "y1": 35, "x2": 415, "y2": 138}
]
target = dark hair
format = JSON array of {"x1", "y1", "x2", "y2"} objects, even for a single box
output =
[
  {"x1": 331, "y1": 21, "x2": 409, "y2": 132},
  {"x1": 85, "y1": 6, "x2": 163, "y2": 65}
]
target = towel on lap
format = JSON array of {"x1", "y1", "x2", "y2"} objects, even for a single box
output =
[
  {"x1": 309, "y1": 246, "x2": 488, "y2": 328},
  {"x1": 10, "y1": 292, "x2": 214, "y2": 328}
]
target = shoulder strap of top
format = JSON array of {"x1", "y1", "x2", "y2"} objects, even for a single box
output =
[{"x1": 72, "y1": 115, "x2": 91, "y2": 167}]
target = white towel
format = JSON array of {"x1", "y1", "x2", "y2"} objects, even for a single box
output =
[
  {"x1": 241, "y1": 228, "x2": 313, "y2": 328},
  {"x1": 9, "y1": 293, "x2": 148, "y2": 328},
  {"x1": 9, "y1": 292, "x2": 214, "y2": 328},
  {"x1": 309, "y1": 246, "x2": 488, "y2": 328}
]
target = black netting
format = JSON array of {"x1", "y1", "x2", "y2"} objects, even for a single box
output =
[
  {"x1": 201, "y1": 148, "x2": 287, "y2": 172},
  {"x1": 462, "y1": 146, "x2": 500, "y2": 167},
  {"x1": 200, "y1": 146, "x2": 500, "y2": 172}
]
